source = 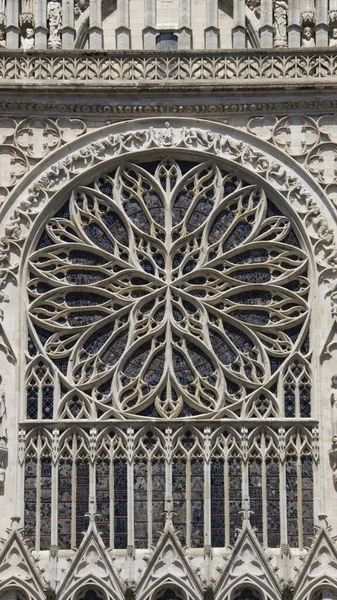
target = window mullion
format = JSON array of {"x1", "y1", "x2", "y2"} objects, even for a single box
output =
[
  {"x1": 186, "y1": 455, "x2": 191, "y2": 547},
  {"x1": 35, "y1": 435, "x2": 42, "y2": 551},
  {"x1": 71, "y1": 434, "x2": 77, "y2": 548}
]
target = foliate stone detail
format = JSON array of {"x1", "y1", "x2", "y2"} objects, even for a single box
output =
[{"x1": 28, "y1": 160, "x2": 309, "y2": 419}]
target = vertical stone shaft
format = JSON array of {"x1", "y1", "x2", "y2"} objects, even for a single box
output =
[
  {"x1": 62, "y1": 0, "x2": 75, "y2": 49},
  {"x1": 205, "y1": 0, "x2": 219, "y2": 49},
  {"x1": 288, "y1": 0, "x2": 301, "y2": 46},
  {"x1": 316, "y1": 0, "x2": 328, "y2": 46},
  {"x1": 89, "y1": 0, "x2": 103, "y2": 49},
  {"x1": 116, "y1": 0, "x2": 131, "y2": 49},
  {"x1": 233, "y1": 0, "x2": 246, "y2": 48},
  {"x1": 6, "y1": 0, "x2": 19, "y2": 48},
  {"x1": 179, "y1": 0, "x2": 192, "y2": 48},
  {"x1": 143, "y1": 0, "x2": 156, "y2": 49},
  {"x1": 260, "y1": 0, "x2": 273, "y2": 47},
  {"x1": 34, "y1": 0, "x2": 47, "y2": 49}
]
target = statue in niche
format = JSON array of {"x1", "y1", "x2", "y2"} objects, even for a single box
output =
[
  {"x1": 330, "y1": 28, "x2": 337, "y2": 47},
  {"x1": 302, "y1": 26, "x2": 315, "y2": 47},
  {"x1": 330, "y1": 375, "x2": 337, "y2": 488},
  {"x1": 274, "y1": 0, "x2": 288, "y2": 47},
  {"x1": 21, "y1": 27, "x2": 35, "y2": 49},
  {"x1": 0, "y1": 30, "x2": 6, "y2": 48},
  {"x1": 0, "y1": 375, "x2": 7, "y2": 485},
  {"x1": 74, "y1": 0, "x2": 89, "y2": 18},
  {"x1": 47, "y1": 0, "x2": 62, "y2": 49}
]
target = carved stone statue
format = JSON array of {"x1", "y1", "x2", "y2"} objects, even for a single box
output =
[
  {"x1": 47, "y1": 0, "x2": 62, "y2": 49},
  {"x1": 0, "y1": 376, "x2": 7, "y2": 442},
  {"x1": 74, "y1": 0, "x2": 89, "y2": 18},
  {"x1": 0, "y1": 29, "x2": 6, "y2": 48},
  {"x1": 330, "y1": 28, "x2": 337, "y2": 47},
  {"x1": 302, "y1": 26, "x2": 315, "y2": 47},
  {"x1": 330, "y1": 376, "x2": 337, "y2": 488},
  {"x1": 274, "y1": 0, "x2": 288, "y2": 47},
  {"x1": 21, "y1": 27, "x2": 35, "y2": 50}
]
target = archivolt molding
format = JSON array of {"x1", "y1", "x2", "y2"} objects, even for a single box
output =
[{"x1": 0, "y1": 118, "x2": 335, "y2": 301}]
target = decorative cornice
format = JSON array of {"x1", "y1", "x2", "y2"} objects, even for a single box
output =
[
  {"x1": 0, "y1": 49, "x2": 337, "y2": 87},
  {"x1": 1, "y1": 98, "x2": 337, "y2": 118}
]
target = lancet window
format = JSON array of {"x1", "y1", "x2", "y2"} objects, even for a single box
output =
[
  {"x1": 21, "y1": 157, "x2": 317, "y2": 552},
  {"x1": 22, "y1": 426, "x2": 316, "y2": 551}
]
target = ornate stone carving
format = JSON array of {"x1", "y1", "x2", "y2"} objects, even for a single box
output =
[
  {"x1": 273, "y1": 116, "x2": 319, "y2": 157},
  {"x1": 74, "y1": 0, "x2": 89, "y2": 18},
  {"x1": 274, "y1": 1, "x2": 288, "y2": 47},
  {"x1": 47, "y1": 1, "x2": 62, "y2": 50},
  {"x1": 302, "y1": 27, "x2": 315, "y2": 48},
  {"x1": 20, "y1": 28, "x2": 35, "y2": 50},
  {"x1": 1, "y1": 50, "x2": 337, "y2": 84},
  {"x1": 246, "y1": 0, "x2": 260, "y2": 18}
]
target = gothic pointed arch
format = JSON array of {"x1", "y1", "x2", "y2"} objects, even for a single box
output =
[
  {"x1": 214, "y1": 523, "x2": 282, "y2": 600},
  {"x1": 0, "y1": 522, "x2": 46, "y2": 600},
  {"x1": 294, "y1": 526, "x2": 337, "y2": 600},
  {"x1": 136, "y1": 522, "x2": 204, "y2": 600},
  {"x1": 57, "y1": 517, "x2": 124, "y2": 600}
]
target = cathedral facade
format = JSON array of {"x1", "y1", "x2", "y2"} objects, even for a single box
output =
[{"x1": 0, "y1": 1, "x2": 337, "y2": 600}]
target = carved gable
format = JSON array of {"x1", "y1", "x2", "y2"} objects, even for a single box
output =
[
  {"x1": 294, "y1": 528, "x2": 337, "y2": 600},
  {"x1": 215, "y1": 525, "x2": 281, "y2": 600},
  {"x1": 57, "y1": 520, "x2": 124, "y2": 600},
  {"x1": 137, "y1": 525, "x2": 203, "y2": 600},
  {"x1": 0, "y1": 525, "x2": 45, "y2": 599}
]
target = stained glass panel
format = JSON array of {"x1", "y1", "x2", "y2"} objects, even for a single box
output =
[
  {"x1": 134, "y1": 460, "x2": 148, "y2": 549},
  {"x1": 229, "y1": 457, "x2": 242, "y2": 546},
  {"x1": 266, "y1": 457, "x2": 280, "y2": 548},
  {"x1": 249, "y1": 457, "x2": 263, "y2": 543},
  {"x1": 211, "y1": 458, "x2": 225, "y2": 547},
  {"x1": 301, "y1": 456, "x2": 314, "y2": 546},
  {"x1": 58, "y1": 460, "x2": 72, "y2": 549},
  {"x1": 172, "y1": 458, "x2": 186, "y2": 545},
  {"x1": 114, "y1": 459, "x2": 128, "y2": 549},
  {"x1": 286, "y1": 456, "x2": 298, "y2": 547},
  {"x1": 191, "y1": 458, "x2": 204, "y2": 548},
  {"x1": 96, "y1": 459, "x2": 110, "y2": 546},
  {"x1": 24, "y1": 458, "x2": 37, "y2": 547}
]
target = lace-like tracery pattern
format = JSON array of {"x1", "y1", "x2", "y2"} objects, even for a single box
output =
[{"x1": 28, "y1": 160, "x2": 309, "y2": 419}]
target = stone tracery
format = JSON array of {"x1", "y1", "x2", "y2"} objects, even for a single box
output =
[{"x1": 27, "y1": 159, "x2": 309, "y2": 420}]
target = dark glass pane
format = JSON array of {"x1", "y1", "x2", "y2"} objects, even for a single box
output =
[
  {"x1": 152, "y1": 459, "x2": 166, "y2": 544},
  {"x1": 211, "y1": 458, "x2": 225, "y2": 547},
  {"x1": 172, "y1": 458, "x2": 186, "y2": 546},
  {"x1": 191, "y1": 458, "x2": 204, "y2": 548},
  {"x1": 134, "y1": 459, "x2": 148, "y2": 549},
  {"x1": 229, "y1": 458, "x2": 242, "y2": 546},
  {"x1": 24, "y1": 458, "x2": 37, "y2": 547},
  {"x1": 114, "y1": 459, "x2": 128, "y2": 549},
  {"x1": 40, "y1": 457, "x2": 52, "y2": 550},
  {"x1": 266, "y1": 457, "x2": 280, "y2": 548},
  {"x1": 58, "y1": 460, "x2": 72, "y2": 549},
  {"x1": 96, "y1": 459, "x2": 110, "y2": 546},
  {"x1": 249, "y1": 457, "x2": 263, "y2": 544},
  {"x1": 76, "y1": 459, "x2": 90, "y2": 547},
  {"x1": 301, "y1": 456, "x2": 314, "y2": 547},
  {"x1": 286, "y1": 456, "x2": 298, "y2": 547}
]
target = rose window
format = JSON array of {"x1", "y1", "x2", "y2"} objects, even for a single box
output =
[{"x1": 27, "y1": 159, "x2": 309, "y2": 419}]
